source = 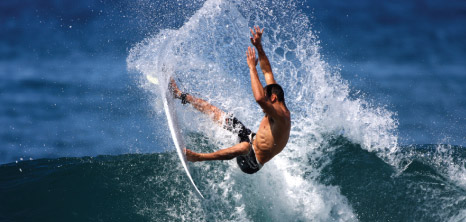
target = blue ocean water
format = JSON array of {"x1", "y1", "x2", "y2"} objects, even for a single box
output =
[
  {"x1": 310, "y1": 0, "x2": 466, "y2": 146},
  {"x1": 1, "y1": 0, "x2": 466, "y2": 221}
]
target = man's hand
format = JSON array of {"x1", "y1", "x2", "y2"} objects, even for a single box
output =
[
  {"x1": 184, "y1": 148, "x2": 201, "y2": 162},
  {"x1": 246, "y1": 46, "x2": 258, "y2": 68},
  {"x1": 250, "y1": 26, "x2": 264, "y2": 48},
  {"x1": 249, "y1": 25, "x2": 276, "y2": 84}
]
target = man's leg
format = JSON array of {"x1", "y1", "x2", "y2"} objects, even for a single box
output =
[
  {"x1": 170, "y1": 79, "x2": 225, "y2": 124},
  {"x1": 185, "y1": 142, "x2": 250, "y2": 162},
  {"x1": 170, "y1": 79, "x2": 253, "y2": 162}
]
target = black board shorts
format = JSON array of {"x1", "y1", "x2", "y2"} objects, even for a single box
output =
[
  {"x1": 236, "y1": 141, "x2": 262, "y2": 174},
  {"x1": 223, "y1": 114, "x2": 252, "y2": 143},
  {"x1": 224, "y1": 114, "x2": 262, "y2": 174}
]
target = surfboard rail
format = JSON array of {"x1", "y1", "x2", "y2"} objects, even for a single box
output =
[{"x1": 147, "y1": 74, "x2": 204, "y2": 199}]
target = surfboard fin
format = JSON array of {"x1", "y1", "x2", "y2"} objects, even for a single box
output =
[{"x1": 146, "y1": 75, "x2": 159, "y2": 85}]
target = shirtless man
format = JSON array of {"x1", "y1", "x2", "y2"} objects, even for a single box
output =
[{"x1": 171, "y1": 26, "x2": 291, "y2": 174}]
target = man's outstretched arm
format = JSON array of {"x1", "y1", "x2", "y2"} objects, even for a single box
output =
[
  {"x1": 246, "y1": 46, "x2": 266, "y2": 103},
  {"x1": 247, "y1": 46, "x2": 277, "y2": 117},
  {"x1": 250, "y1": 26, "x2": 276, "y2": 85}
]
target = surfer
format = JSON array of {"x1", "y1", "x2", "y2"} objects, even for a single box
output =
[{"x1": 171, "y1": 26, "x2": 290, "y2": 174}]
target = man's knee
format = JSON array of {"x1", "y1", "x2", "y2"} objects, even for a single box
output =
[{"x1": 238, "y1": 142, "x2": 251, "y2": 155}]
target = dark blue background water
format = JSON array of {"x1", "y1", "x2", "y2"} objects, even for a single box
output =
[
  {"x1": 0, "y1": 0, "x2": 205, "y2": 163},
  {"x1": 1, "y1": 0, "x2": 466, "y2": 221},
  {"x1": 2, "y1": 0, "x2": 465, "y2": 164},
  {"x1": 1, "y1": 0, "x2": 465, "y2": 163}
]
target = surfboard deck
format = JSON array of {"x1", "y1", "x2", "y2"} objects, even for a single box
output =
[{"x1": 147, "y1": 75, "x2": 204, "y2": 199}]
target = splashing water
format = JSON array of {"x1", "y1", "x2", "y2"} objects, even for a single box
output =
[
  {"x1": 126, "y1": 0, "x2": 426, "y2": 221},
  {"x1": 2, "y1": 0, "x2": 466, "y2": 221}
]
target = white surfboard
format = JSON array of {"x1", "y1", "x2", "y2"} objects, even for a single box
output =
[{"x1": 147, "y1": 75, "x2": 204, "y2": 199}]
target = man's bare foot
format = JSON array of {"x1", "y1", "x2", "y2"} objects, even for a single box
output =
[
  {"x1": 184, "y1": 148, "x2": 201, "y2": 162},
  {"x1": 169, "y1": 78, "x2": 182, "y2": 99}
]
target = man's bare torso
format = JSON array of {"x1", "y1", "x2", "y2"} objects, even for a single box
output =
[{"x1": 253, "y1": 106, "x2": 291, "y2": 164}]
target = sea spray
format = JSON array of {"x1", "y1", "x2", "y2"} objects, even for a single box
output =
[
  {"x1": 127, "y1": 0, "x2": 462, "y2": 221},
  {"x1": 1, "y1": 0, "x2": 465, "y2": 221},
  {"x1": 126, "y1": 0, "x2": 404, "y2": 220}
]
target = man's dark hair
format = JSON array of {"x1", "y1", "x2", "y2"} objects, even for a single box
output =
[{"x1": 264, "y1": 84, "x2": 285, "y2": 102}]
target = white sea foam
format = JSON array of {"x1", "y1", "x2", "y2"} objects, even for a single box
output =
[
  {"x1": 426, "y1": 144, "x2": 466, "y2": 189},
  {"x1": 127, "y1": 0, "x2": 404, "y2": 220},
  {"x1": 449, "y1": 209, "x2": 466, "y2": 222}
]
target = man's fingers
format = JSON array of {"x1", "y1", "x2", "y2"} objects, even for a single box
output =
[
  {"x1": 250, "y1": 26, "x2": 264, "y2": 34},
  {"x1": 246, "y1": 46, "x2": 255, "y2": 60},
  {"x1": 249, "y1": 47, "x2": 255, "y2": 58}
]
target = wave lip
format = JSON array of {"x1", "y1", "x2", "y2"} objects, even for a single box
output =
[
  {"x1": 126, "y1": 0, "x2": 378, "y2": 220},
  {"x1": 2, "y1": 143, "x2": 465, "y2": 221}
]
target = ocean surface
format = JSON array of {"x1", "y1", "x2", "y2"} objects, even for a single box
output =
[{"x1": 1, "y1": 0, "x2": 466, "y2": 221}]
